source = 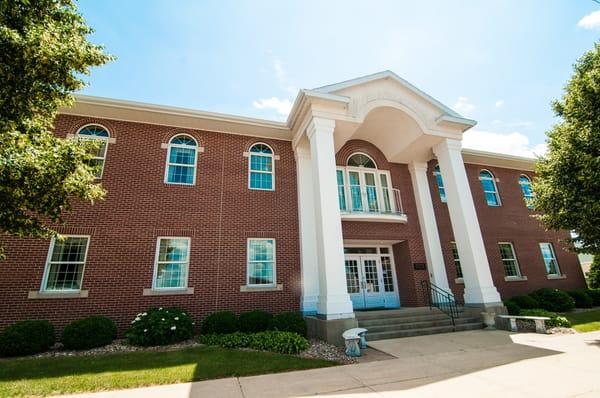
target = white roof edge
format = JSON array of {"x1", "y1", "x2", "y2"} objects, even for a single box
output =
[
  {"x1": 436, "y1": 114, "x2": 477, "y2": 127},
  {"x1": 461, "y1": 148, "x2": 537, "y2": 162},
  {"x1": 71, "y1": 94, "x2": 289, "y2": 130},
  {"x1": 312, "y1": 70, "x2": 464, "y2": 119},
  {"x1": 461, "y1": 148, "x2": 537, "y2": 171}
]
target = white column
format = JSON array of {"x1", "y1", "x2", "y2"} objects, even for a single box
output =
[
  {"x1": 408, "y1": 161, "x2": 450, "y2": 290},
  {"x1": 433, "y1": 138, "x2": 502, "y2": 307},
  {"x1": 306, "y1": 117, "x2": 354, "y2": 319},
  {"x1": 294, "y1": 142, "x2": 319, "y2": 315}
]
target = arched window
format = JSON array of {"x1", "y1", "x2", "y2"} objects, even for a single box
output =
[
  {"x1": 249, "y1": 143, "x2": 274, "y2": 190},
  {"x1": 77, "y1": 124, "x2": 110, "y2": 178},
  {"x1": 433, "y1": 164, "x2": 447, "y2": 203},
  {"x1": 479, "y1": 170, "x2": 500, "y2": 206},
  {"x1": 519, "y1": 174, "x2": 534, "y2": 209},
  {"x1": 347, "y1": 153, "x2": 377, "y2": 168},
  {"x1": 165, "y1": 134, "x2": 198, "y2": 185}
]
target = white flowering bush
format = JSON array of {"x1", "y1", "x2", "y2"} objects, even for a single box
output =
[{"x1": 126, "y1": 307, "x2": 194, "y2": 346}]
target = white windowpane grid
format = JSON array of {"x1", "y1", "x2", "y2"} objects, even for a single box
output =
[
  {"x1": 519, "y1": 175, "x2": 534, "y2": 209},
  {"x1": 540, "y1": 243, "x2": 560, "y2": 275},
  {"x1": 44, "y1": 236, "x2": 89, "y2": 291},
  {"x1": 77, "y1": 125, "x2": 109, "y2": 178},
  {"x1": 166, "y1": 135, "x2": 197, "y2": 185},
  {"x1": 345, "y1": 260, "x2": 360, "y2": 294},
  {"x1": 363, "y1": 259, "x2": 380, "y2": 293},
  {"x1": 154, "y1": 238, "x2": 189, "y2": 289},
  {"x1": 434, "y1": 165, "x2": 447, "y2": 203},
  {"x1": 381, "y1": 256, "x2": 394, "y2": 292},
  {"x1": 480, "y1": 171, "x2": 500, "y2": 206},
  {"x1": 247, "y1": 239, "x2": 275, "y2": 286},
  {"x1": 499, "y1": 243, "x2": 520, "y2": 277},
  {"x1": 249, "y1": 152, "x2": 273, "y2": 190},
  {"x1": 451, "y1": 242, "x2": 463, "y2": 278}
]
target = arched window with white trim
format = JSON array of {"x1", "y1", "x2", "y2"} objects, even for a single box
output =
[
  {"x1": 433, "y1": 164, "x2": 447, "y2": 203},
  {"x1": 77, "y1": 124, "x2": 110, "y2": 178},
  {"x1": 519, "y1": 174, "x2": 534, "y2": 209},
  {"x1": 479, "y1": 169, "x2": 500, "y2": 206},
  {"x1": 165, "y1": 134, "x2": 198, "y2": 185},
  {"x1": 248, "y1": 143, "x2": 274, "y2": 190}
]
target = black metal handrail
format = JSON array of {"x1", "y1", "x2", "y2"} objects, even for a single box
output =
[{"x1": 421, "y1": 280, "x2": 459, "y2": 330}]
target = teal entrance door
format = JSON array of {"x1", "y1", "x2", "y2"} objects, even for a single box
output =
[{"x1": 344, "y1": 255, "x2": 386, "y2": 310}]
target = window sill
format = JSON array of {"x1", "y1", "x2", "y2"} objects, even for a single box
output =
[
  {"x1": 28, "y1": 290, "x2": 88, "y2": 299},
  {"x1": 455, "y1": 278, "x2": 464, "y2": 284},
  {"x1": 547, "y1": 274, "x2": 567, "y2": 280},
  {"x1": 504, "y1": 276, "x2": 528, "y2": 282},
  {"x1": 240, "y1": 284, "x2": 283, "y2": 292},
  {"x1": 143, "y1": 287, "x2": 194, "y2": 296}
]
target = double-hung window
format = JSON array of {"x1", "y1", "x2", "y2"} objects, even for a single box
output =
[
  {"x1": 519, "y1": 175, "x2": 534, "y2": 209},
  {"x1": 249, "y1": 143, "x2": 274, "y2": 190},
  {"x1": 451, "y1": 242, "x2": 463, "y2": 279},
  {"x1": 498, "y1": 242, "x2": 521, "y2": 277},
  {"x1": 479, "y1": 170, "x2": 501, "y2": 206},
  {"x1": 539, "y1": 243, "x2": 561, "y2": 276},
  {"x1": 42, "y1": 236, "x2": 90, "y2": 291},
  {"x1": 165, "y1": 135, "x2": 198, "y2": 185},
  {"x1": 153, "y1": 237, "x2": 190, "y2": 289},
  {"x1": 247, "y1": 239, "x2": 275, "y2": 286},
  {"x1": 433, "y1": 165, "x2": 447, "y2": 203},
  {"x1": 77, "y1": 124, "x2": 110, "y2": 178}
]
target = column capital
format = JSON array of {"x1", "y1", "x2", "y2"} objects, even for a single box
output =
[
  {"x1": 306, "y1": 117, "x2": 336, "y2": 140},
  {"x1": 408, "y1": 161, "x2": 429, "y2": 174},
  {"x1": 433, "y1": 138, "x2": 463, "y2": 156}
]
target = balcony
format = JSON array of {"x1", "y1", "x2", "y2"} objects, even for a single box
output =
[{"x1": 339, "y1": 186, "x2": 407, "y2": 223}]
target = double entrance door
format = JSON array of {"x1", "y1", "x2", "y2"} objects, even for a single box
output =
[{"x1": 344, "y1": 247, "x2": 400, "y2": 310}]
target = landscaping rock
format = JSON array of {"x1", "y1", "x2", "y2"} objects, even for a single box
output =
[
  {"x1": 297, "y1": 339, "x2": 357, "y2": 364},
  {"x1": 547, "y1": 327, "x2": 576, "y2": 335}
]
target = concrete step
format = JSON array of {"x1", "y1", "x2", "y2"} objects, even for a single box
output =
[
  {"x1": 358, "y1": 313, "x2": 451, "y2": 327},
  {"x1": 364, "y1": 317, "x2": 481, "y2": 333},
  {"x1": 366, "y1": 322, "x2": 484, "y2": 341},
  {"x1": 355, "y1": 307, "x2": 463, "y2": 321}
]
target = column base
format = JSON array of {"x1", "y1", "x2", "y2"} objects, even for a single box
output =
[
  {"x1": 317, "y1": 294, "x2": 355, "y2": 320},
  {"x1": 305, "y1": 316, "x2": 359, "y2": 346},
  {"x1": 463, "y1": 286, "x2": 502, "y2": 306}
]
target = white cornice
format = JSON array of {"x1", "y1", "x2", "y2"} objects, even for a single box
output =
[{"x1": 461, "y1": 148, "x2": 537, "y2": 171}]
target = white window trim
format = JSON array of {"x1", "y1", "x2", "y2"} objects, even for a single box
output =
[
  {"x1": 519, "y1": 174, "x2": 534, "y2": 209},
  {"x1": 41, "y1": 235, "x2": 90, "y2": 292},
  {"x1": 164, "y1": 134, "x2": 198, "y2": 186},
  {"x1": 337, "y1": 166, "x2": 396, "y2": 214},
  {"x1": 75, "y1": 124, "x2": 112, "y2": 179},
  {"x1": 152, "y1": 237, "x2": 191, "y2": 290},
  {"x1": 498, "y1": 242, "x2": 522, "y2": 278},
  {"x1": 539, "y1": 242, "x2": 562, "y2": 276},
  {"x1": 433, "y1": 164, "x2": 447, "y2": 203},
  {"x1": 450, "y1": 241, "x2": 463, "y2": 279},
  {"x1": 248, "y1": 142, "x2": 275, "y2": 191},
  {"x1": 479, "y1": 169, "x2": 502, "y2": 206},
  {"x1": 246, "y1": 238, "x2": 276, "y2": 287}
]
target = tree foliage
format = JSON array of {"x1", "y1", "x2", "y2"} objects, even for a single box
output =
[
  {"x1": 0, "y1": 0, "x2": 112, "y2": 256},
  {"x1": 589, "y1": 255, "x2": 600, "y2": 289},
  {"x1": 533, "y1": 43, "x2": 600, "y2": 254}
]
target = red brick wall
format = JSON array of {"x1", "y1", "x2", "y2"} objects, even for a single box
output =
[
  {"x1": 336, "y1": 140, "x2": 429, "y2": 306},
  {"x1": 0, "y1": 115, "x2": 301, "y2": 334},
  {"x1": 427, "y1": 160, "x2": 587, "y2": 301}
]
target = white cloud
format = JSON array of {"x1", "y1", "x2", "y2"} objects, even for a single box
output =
[
  {"x1": 462, "y1": 129, "x2": 547, "y2": 158},
  {"x1": 578, "y1": 10, "x2": 600, "y2": 29},
  {"x1": 495, "y1": 100, "x2": 504, "y2": 108},
  {"x1": 252, "y1": 97, "x2": 293, "y2": 116},
  {"x1": 453, "y1": 97, "x2": 475, "y2": 114}
]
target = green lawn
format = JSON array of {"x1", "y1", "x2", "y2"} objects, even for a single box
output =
[
  {"x1": 565, "y1": 310, "x2": 600, "y2": 332},
  {"x1": 0, "y1": 346, "x2": 336, "y2": 397}
]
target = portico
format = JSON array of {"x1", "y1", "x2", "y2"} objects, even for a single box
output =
[{"x1": 292, "y1": 71, "x2": 503, "y2": 328}]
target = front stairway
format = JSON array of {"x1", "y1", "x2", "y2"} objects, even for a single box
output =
[{"x1": 355, "y1": 307, "x2": 484, "y2": 341}]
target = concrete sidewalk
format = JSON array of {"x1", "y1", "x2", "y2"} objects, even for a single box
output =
[{"x1": 62, "y1": 330, "x2": 600, "y2": 398}]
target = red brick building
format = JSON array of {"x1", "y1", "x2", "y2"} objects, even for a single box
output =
[{"x1": 0, "y1": 71, "x2": 586, "y2": 337}]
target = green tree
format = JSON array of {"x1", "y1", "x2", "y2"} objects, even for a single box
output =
[
  {"x1": 589, "y1": 255, "x2": 600, "y2": 289},
  {"x1": 533, "y1": 43, "x2": 600, "y2": 255},
  {"x1": 0, "y1": 0, "x2": 112, "y2": 257}
]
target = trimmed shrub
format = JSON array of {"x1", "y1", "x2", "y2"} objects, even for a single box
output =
[
  {"x1": 520, "y1": 309, "x2": 571, "y2": 328},
  {"x1": 0, "y1": 320, "x2": 55, "y2": 357},
  {"x1": 588, "y1": 255, "x2": 600, "y2": 289},
  {"x1": 201, "y1": 311, "x2": 239, "y2": 335},
  {"x1": 503, "y1": 300, "x2": 521, "y2": 315},
  {"x1": 126, "y1": 307, "x2": 193, "y2": 346},
  {"x1": 269, "y1": 312, "x2": 307, "y2": 337},
  {"x1": 199, "y1": 331, "x2": 309, "y2": 354},
  {"x1": 510, "y1": 295, "x2": 539, "y2": 310},
  {"x1": 62, "y1": 316, "x2": 117, "y2": 350},
  {"x1": 567, "y1": 290, "x2": 593, "y2": 308},
  {"x1": 239, "y1": 310, "x2": 273, "y2": 333},
  {"x1": 586, "y1": 288, "x2": 600, "y2": 306},
  {"x1": 530, "y1": 288, "x2": 575, "y2": 312}
]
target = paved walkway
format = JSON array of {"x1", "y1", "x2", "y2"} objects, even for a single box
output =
[{"x1": 63, "y1": 330, "x2": 600, "y2": 398}]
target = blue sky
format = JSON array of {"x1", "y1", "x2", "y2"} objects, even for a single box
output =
[{"x1": 78, "y1": 1, "x2": 600, "y2": 157}]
